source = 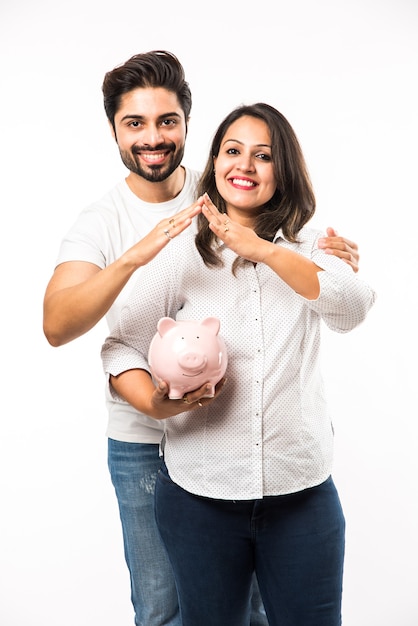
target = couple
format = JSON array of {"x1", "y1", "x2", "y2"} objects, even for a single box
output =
[
  {"x1": 101, "y1": 101, "x2": 376, "y2": 625},
  {"x1": 44, "y1": 50, "x2": 373, "y2": 625}
]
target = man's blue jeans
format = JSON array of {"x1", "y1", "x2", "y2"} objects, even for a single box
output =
[
  {"x1": 108, "y1": 439, "x2": 268, "y2": 625},
  {"x1": 108, "y1": 440, "x2": 180, "y2": 626},
  {"x1": 155, "y1": 461, "x2": 345, "y2": 626}
]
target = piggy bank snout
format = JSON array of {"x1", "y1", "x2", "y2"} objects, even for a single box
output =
[{"x1": 178, "y1": 350, "x2": 208, "y2": 372}]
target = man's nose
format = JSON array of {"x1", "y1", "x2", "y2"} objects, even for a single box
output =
[{"x1": 142, "y1": 124, "x2": 164, "y2": 146}]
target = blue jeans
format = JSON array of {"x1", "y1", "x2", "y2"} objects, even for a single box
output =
[
  {"x1": 108, "y1": 440, "x2": 180, "y2": 626},
  {"x1": 155, "y1": 462, "x2": 345, "y2": 626},
  {"x1": 108, "y1": 439, "x2": 268, "y2": 625}
]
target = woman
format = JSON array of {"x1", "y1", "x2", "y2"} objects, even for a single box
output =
[{"x1": 101, "y1": 103, "x2": 376, "y2": 625}]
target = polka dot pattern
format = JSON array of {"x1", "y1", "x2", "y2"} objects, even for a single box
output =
[{"x1": 102, "y1": 226, "x2": 376, "y2": 500}]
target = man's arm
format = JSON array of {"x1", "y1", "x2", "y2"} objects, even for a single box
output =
[
  {"x1": 43, "y1": 258, "x2": 136, "y2": 346},
  {"x1": 43, "y1": 202, "x2": 201, "y2": 347},
  {"x1": 109, "y1": 371, "x2": 225, "y2": 419}
]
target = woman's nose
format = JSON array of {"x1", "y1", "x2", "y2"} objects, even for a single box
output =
[{"x1": 237, "y1": 155, "x2": 255, "y2": 172}]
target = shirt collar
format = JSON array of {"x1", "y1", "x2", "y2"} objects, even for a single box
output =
[{"x1": 273, "y1": 228, "x2": 284, "y2": 244}]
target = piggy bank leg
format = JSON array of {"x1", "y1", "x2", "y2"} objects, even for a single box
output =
[
  {"x1": 202, "y1": 384, "x2": 216, "y2": 398},
  {"x1": 168, "y1": 387, "x2": 184, "y2": 400}
]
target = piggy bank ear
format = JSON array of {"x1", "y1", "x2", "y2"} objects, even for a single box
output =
[
  {"x1": 201, "y1": 317, "x2": 221, "y2": 335},
  {"x1": 157, "y1": 317, "x2": 177, "y2": 337}
]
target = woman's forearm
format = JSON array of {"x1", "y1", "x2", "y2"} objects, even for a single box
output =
[{"x1": 261, "y1": 242, "x2": 321, "y2": 300}]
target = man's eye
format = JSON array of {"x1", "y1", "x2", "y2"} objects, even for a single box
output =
[
  {"x1": 162, "y1": 119, "x2": 176, "y2": 127},
  {"x1": 129, "y1": 121, "x2": 140, "y2": 127}
]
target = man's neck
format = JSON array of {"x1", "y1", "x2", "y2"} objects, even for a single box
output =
[{"x1": 125, "y1": 166, "x2": 186, "y2": 203}]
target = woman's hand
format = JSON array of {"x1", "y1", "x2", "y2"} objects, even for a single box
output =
[
  {"x1": 200, "y1": 194, "x2": 321, "y2": 299},
  {"x1": 201, "y1": 194, "x2": 267, "y2": 263}
]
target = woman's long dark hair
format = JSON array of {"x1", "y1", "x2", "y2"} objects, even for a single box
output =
[{"x1": 195, "y1": 103, "x2": 316, "y2": 271}]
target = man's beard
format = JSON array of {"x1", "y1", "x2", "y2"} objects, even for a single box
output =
[{"x1": 119, "y1": 143, "x2": 185, "y2": 183}]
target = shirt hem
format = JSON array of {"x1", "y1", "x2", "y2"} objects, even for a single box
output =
[{"x1": 105, "y1": 429, "x2": 164, "y2": 444}]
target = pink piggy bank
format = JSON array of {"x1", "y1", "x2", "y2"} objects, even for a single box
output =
[{"x1": 148, "y1": 317, "x2": 228, "y2": 400}]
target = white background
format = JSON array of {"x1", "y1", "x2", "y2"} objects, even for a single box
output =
[{"x1": 1, "y1": 0, "x2": 417, "y2": 624}]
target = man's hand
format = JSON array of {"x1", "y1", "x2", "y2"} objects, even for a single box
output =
[
  {"x1": 318, "y1": 227, "x2": 360, "y2": 273},
  {"x1": 150, "y1": 377, "x2": 227, "y2": 418}
]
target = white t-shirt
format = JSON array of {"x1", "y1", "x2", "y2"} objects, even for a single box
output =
[{"x1": 56, "y1": 167, "x2": 201, "y2": 443}]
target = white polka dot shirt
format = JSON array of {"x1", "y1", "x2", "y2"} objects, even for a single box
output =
[{"x1": 102, "y1": 226, "x2": 376, "y2": 500}]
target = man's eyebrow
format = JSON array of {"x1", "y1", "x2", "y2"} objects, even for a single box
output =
[{"x1": 120, "y1": 112, "x2": 183, "y2": 122}]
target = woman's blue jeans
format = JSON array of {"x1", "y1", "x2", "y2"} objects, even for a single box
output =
[
  {"x1": 108, "y1": 440, "x2": 268, "y2": 625},
  {"x1": 155, "y1": 461, "x2": 345, "y2": 626}
]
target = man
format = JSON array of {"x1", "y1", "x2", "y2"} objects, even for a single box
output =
[{"x1": 43, "y1": 50, "x2": 360, "y2": 626}]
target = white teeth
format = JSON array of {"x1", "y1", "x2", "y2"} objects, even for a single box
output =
[
  {"x1": 143, "y1": 153, "x2": 165, "y2": 161},
  {"x1": 232, "y1": 179, "x2": 255, "y2": 187}
]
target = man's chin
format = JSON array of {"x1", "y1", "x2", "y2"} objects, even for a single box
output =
[{"x1": 142, "y1": 166, "x2": 172, "y2": 183}]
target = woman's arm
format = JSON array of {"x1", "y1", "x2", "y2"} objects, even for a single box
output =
[{"x1": 201, "y1": 197, "x2": 322, "y2": 299}]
